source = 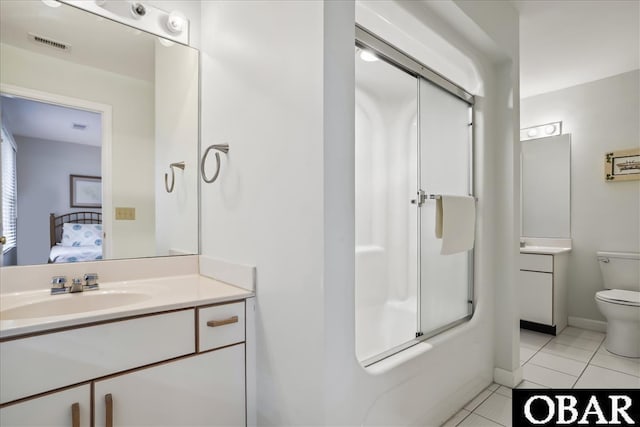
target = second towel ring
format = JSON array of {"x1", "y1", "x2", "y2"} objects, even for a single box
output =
[{"x1": 201, "y1": 144, "x2": 229, "y2": 184}]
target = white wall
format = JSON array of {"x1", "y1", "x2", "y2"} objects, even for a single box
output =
[
  {"x1": 521, "y1": 70, "x2": 640, "y2": 322},
  {"x1": 0, "y1": 44, "x2": 155, "y2": 260},
  {"x1": 200, "y1": 2, "x2": 325, "y2": 424},
  {"x1": 200, "y1": 0, "x2": 519, "y2": 425},
  {"x1": 15, "y1": 136, "x2": 100, "y2": 265}
]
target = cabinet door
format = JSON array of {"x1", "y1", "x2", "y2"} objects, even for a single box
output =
[
  {"x1": 94, "y1": 344, "x2": 245, "y2": 427},
  {"x1": 519, "y1": 270, "x2": 553, "y2": 325},
  {"x1": 0, "y1": 384, "x2": 90, "y2": 427}
]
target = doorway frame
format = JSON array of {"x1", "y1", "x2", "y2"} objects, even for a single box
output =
[{"x1": 0, "y1": 83, "x2": 113, "y2": 259}]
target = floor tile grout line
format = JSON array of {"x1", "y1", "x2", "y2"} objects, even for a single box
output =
[
  {"x1": 526, "y1": 360, "x2": 580, "y2": 380},
  {"x1": 537, "y1": 338, "x2": 597, "y2": 364},
  {"x1": 547, "y1": 336, "x2": 603, "y2": 353},
  {"x1": 555, "y1": 332, "x2": 606, "y2": 343},
  {"x1": 571, "y1": 340, "x2": 607, "y2": 388},
  {"x1": 465, "y1": 411, "x2": 507, "y2": 427},
  {"x1": 451, "y1": 385, "x2": 498, "y2": 425},
  {"x1": 589, "y1": 361, "x2": 640, "y2": 378}
]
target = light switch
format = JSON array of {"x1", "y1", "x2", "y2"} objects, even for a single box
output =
[{"x1": 115, "y1": 207, "x2": 136, "y2": 220}]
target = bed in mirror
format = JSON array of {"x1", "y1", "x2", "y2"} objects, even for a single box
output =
[{"x1": 0, "y1": 0, "x2": 199, "y2": 267}]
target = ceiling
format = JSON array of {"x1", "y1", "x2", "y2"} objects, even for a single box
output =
[
  {"x1": 1, "y1": 95, "x2": 102, "y2": 147},
  {"x1": 513, "y1": 0, "x2": 640, "y2": 98},
  {"x1": 0, "y1": 0, "x2": 155, "y2": 82}
]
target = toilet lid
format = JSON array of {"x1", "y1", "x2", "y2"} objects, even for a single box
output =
[{"x1": 596, "y1": 289, "x2": 640, "y2": 306}]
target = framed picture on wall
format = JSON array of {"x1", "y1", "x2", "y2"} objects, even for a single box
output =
[
  {"x1": 70, "y1": 175, "x2": 102, "y2": 208},
  {"x1": 605, "y1": 148, "x2": 640, "y2": 182}
]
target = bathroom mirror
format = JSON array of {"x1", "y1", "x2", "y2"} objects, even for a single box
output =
[
  {"x1": 0, "y1": 1, "x2": 199, "y2": 267},
  {"x1": 521, "y1": 134, "x2": 571, "y2": 238}
]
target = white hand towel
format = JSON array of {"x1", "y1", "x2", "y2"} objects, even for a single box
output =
[{"x1": 435, "y1": 195, "x2": 476, "y2": 255}]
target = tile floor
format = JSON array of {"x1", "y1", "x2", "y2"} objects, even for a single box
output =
[{"x1": 442, "y1": 326, "x2": 640, "y2": 426}]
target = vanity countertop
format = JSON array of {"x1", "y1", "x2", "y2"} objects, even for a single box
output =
[
  {"x1": 520, "y1": 246, "x2": 572, "y2": 255},
  {"x1": 0, "y1": 274, "x2": 253, "y2": 339}
]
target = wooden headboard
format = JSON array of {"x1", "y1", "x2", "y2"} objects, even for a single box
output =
[{"x1": 50, "y1": 212, "x2": 102, "y2": 248}]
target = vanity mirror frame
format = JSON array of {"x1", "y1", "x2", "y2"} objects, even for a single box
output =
[{"x1": 0, "y1": 0, "x2": 201, "y2": 268}]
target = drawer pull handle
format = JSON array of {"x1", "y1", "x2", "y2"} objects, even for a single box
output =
[
  {"x1": 207, "y1": 316, "x2": 238, "y2": 327},
  {"x1": 105, "y1": 394, "x2": 113, "y2": 427},
  {"x1": 71, "y1": 402, "x2": 80, "y2": 427}
]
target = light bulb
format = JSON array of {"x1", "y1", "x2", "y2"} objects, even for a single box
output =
[
  {"x1": 166, "y1": 10, "x2": 186, "y2": 34},
  {"x1": 360, "y1": 50, "x2": 378, "y2": 62},
  {"x1": 526, "y1": 128, "x2": 538, "y2": 138},
  {"x1": 544, "y1": 124, "x2": 556, "y2": 135}
]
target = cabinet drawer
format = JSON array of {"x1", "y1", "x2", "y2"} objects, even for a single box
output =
[
  {"x1": 520, "y1": 253, "x2": 553, "y2": 272},
  {"x1": 0, "y1": 310, "x2": 195, "y2": 404},
  {"x1": 519, "y1": 270, "x2": 553, "y2": 325},
  {"x1": 198, "y1": 301, "x2": 245, "y2": 352}
]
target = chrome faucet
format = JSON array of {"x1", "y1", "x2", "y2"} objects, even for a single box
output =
[
  {"x1": 84, "y1": 273, "x2": 100, "y2": 291},
  {"x1": 50, "y1": 276, "x2": 68, "y2": 295},
  {"x1": 50, "y1": 273, "x2": 100, "y2": 295},
  {"x1": 69, "y1": 278, "x2": 84, "y2": 293}
]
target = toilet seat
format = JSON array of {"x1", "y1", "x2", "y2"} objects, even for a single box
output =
[{"x1": 595, "y1": 289, "x2": 640, "y2": 307}]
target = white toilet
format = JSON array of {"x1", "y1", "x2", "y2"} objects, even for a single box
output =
[{"x1": 595, "y1": 251, "x2": 640, "y2": 358}]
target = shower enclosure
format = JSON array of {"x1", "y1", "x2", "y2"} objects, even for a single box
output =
[{"x1": 355, "y1": 27, "x2": 475, "y2": 366}]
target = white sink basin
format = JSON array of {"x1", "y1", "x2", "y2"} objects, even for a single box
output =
[{"x1": 0, "y1": 291, "x2": 151, "y2": 321}]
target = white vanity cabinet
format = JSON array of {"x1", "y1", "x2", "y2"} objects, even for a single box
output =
[
  {"x1": 0, "y1": 384, "x2": 91, "y2": 427},
  {"x1": 94, "y1": 345, "x2": 245, "y2": 427},
  {"x1": 0, "y1": 300, "x2": 248, "y2": 427},
  {"x1": 518, "y1": 252, "x2": 569, "y2": 334}
]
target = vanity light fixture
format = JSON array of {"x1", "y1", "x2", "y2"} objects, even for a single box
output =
[
  {"x1": 166, "y1": 10, "x2": 187, "y2": 34},
  {"x1": 520, "y1": 121, "x2": 562, "y2": 141},
  {"x1": 130, "y1": 2, "x2": 147, "y2": 18},
  {"x1": 41, "y1": 0, "x2": 62, "y2": 8}
]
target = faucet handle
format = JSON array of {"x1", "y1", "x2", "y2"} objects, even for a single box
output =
[
  {"x1": 51, "y1": 276, "x2": 69, "y2": 295},
  {"x1": 51, "y1": 276, "x2": 67, "y2": 286},
  {"x1": 83, "y1": 273, "x2": 99, "y2": 290}
]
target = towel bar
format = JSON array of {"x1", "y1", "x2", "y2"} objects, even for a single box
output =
[{"x1": 412, "y1": 191, "x2": 478, "y2": 206}]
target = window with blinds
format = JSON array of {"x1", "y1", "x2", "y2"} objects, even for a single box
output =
[{"x1": 1, "y1": 126, "x2": 17, "y2": 254}]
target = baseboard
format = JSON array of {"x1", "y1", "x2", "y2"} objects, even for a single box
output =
[
  {"x1": 568, "y1": 316, "x2": 607, "y2": 332},
  {"x1": 520, "y1": 320, "x2": 556, "y2": 335},
  {"x1": 494, "y1": 366, "x2": 523, "y2": 388}
]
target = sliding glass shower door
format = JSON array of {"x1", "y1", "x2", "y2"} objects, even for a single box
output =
[
  {"x1": 355, "y1": 26, "x2": 475, "y2": 366},
  {"x1": 418, "y1": 80, "x2": 473, "y2": 336},
  {"x1": 354, "y1": 44, "x2": 419, "y2": 363}
]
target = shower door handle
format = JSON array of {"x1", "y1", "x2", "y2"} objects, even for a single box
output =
[{"x1": 411, "y1": 189, "x2": 427, "y2": 207}]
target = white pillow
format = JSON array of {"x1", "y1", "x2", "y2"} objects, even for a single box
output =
[{"x1": 61, "y1": 223, "x2": 103, "y2": 247}]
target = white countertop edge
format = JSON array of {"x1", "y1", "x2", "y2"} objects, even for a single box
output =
[
  {"x1": 0, "y1": 274, "x2": 254, "y2": 339},
  {"x1": 520, "y1": 247, "x2": 572, "y2": 255}
]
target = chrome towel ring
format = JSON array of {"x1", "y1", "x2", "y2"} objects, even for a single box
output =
[
  {"x1": 164, "y1": 161, "x2": 185, "y2": 193},
  {"x1": 201, "y1": 144, "x2": 229, "y2": 184}
]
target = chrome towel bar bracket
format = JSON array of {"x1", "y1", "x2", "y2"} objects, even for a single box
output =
[
  {"x1": 201, "y1": 144, "x2": 229, "y2": 184},
  {"x1": 164, "y1": 161, "x2": 185, "y2": 193}
]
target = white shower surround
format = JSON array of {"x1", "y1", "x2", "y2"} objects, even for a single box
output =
[{"x1": 199, "y1": 0, "x2": 521, "y2": 425}]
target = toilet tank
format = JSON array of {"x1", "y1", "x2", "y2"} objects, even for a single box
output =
[{"x1": 597, "y1": 251, "x2": 640, "y2": 291}]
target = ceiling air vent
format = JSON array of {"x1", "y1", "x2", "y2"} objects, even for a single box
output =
[{"x1": 28, "y1": 33, "x2": 71, "y2": 52}]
